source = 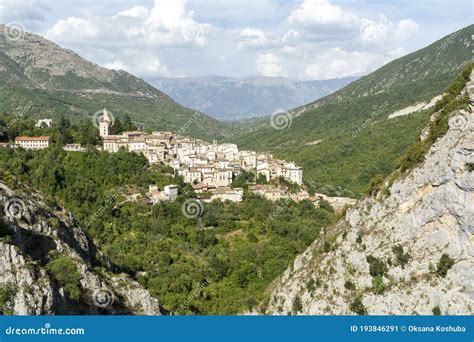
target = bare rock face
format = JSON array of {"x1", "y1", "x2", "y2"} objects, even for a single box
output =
[
  {"x1": 0, "y1": 183, "x2": 162, "y2": 315},
  {"x1": 266, "y1": 73, "x2": 474, "y2": 316}
]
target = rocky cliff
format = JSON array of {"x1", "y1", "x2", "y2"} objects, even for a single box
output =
[
  {"x1": 265, "y1": 72, "x2": 474, "y2": 315},
  {"x1": 0, "y1": 181, "x2": 162, "y2": 315}
]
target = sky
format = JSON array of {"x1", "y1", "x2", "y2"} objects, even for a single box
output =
[{"x1": 0, "y1": 0, "x2": 472, "y2": 80}]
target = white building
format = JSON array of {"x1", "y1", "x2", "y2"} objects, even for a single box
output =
[
  {"x1": 35, "y1": 119, "x2": 52, "y2": 128},
  {"x1": 164, "y1": 185, "x2": 179, "y2": 201},
  {"x1": 281, "y1": 162, "x2": 303, "y2": 185},
  {"x1": 15, "y1": 136, "x2": 51, "y2": 149},
  {"x1": 211, "y1": 187, "x2": 243, "y2": 202},
  {"x1": 99, "y1": 108, "x2": 112, "y2": 138},
  {"x1": 147, "y1": 184, "x2": 179, "y2": 204},
  {"x1": 64, "y1": 144, "x2": 86, "y2": 152}
]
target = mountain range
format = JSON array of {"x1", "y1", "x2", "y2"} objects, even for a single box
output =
[
  {"x1": 0, "y1": 22, "x2": 473, "y2": 317},
  {"x1": 233, "y1": 25, "x2": 474, "y2": 194},
  {"x1": 0, "y1": 24, "x2": 229, "y2": 141},
  {"x1": 149, "y1": 76, "x2": 357, "y2": 121},
  {"x1": 1, "y1": 24, "x2": 472, "y2": 196}
]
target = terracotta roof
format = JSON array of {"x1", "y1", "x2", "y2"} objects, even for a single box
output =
[{"x1": 15, "y1": 136, "x2": 50, "y2": 141}]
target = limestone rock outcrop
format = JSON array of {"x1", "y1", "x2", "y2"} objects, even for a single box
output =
[
  {"x1": 265, "y1": 72, "x2": 474, "y2": 316},
  {"x1": 0, "y1": 182, "x2": 162, "y2": 315}
]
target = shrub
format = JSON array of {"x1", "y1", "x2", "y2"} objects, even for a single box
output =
[
  {"x1": 292, "y1": 296, "x2": 303, "y2": 314},
  {"x1": 432, "y1": 306, "x2": 441, "y2": 316},
  {"x1": 0, "y1": 283, "x2": 16, "y2": 315},
  {"x1": 0, "y1": 219, "x2": 13, "y2": 239},
  {"x1": 372, "y1": 276, "x2": 385, "y2": 294},
  {"x1": 46, "y1": 256, "x2": 82, "y2": 301},
  {"x1": 392, "y1": 245, "x2": 411, "y2": 268},
  {"x1": 307, "y1": 278, "x2": 316, "y2": 293},
  {"x1": 366, "y1": 174, "x2": 385, "y2": 195},
  {"x1": 344, "y1": 280, "x2": 356, "y2": 290},
  {"x1": 356, "y1": 233, "x2": 362, "y2": 244},
  {"x1": 366, "y1": 255, "x2": 387, "y2": 277},
  {"x1": 319, "y1": 200, "x2": 335, "y2": 213},
  {"x1": 349, "y1": 297, "x2": 367, "y2": 315},
  {"x1": 396, "y1": 141, "x2": 429, "y2": 172},
  {"x1": 436, "y1": 253, "x2": 455, "y2": 278}
]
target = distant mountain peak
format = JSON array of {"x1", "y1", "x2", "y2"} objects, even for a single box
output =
[{"x1": 150, "y1": 75, "x2": 357, "y2": 120}]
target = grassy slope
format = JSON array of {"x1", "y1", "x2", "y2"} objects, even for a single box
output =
[{"x1": 232, "y1": 25, "x2": 473, "y2": 195}]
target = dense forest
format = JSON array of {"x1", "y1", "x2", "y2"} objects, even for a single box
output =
[{"x1": 0, "y1": 118, "x2": 336, "y2": 314}]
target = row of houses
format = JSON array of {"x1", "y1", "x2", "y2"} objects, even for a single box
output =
[
  {"x1": 99, "y1": 109, "x2": 303, "y2": 191},
  {"x1": 7, "y1": 116, "x2": 355, "y2": 209}
]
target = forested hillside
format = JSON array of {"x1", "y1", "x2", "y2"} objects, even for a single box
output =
[
  {"x1": 233, "y1": 25, "x2": 473, "y2": 195},
  {"x1": 0, "y1": 116, "x2": 336, "y2": 314}
]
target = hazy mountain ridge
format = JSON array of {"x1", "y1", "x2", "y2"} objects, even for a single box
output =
[{"x1": 150, "y1": 75, "x2": 357, "y2": 121}]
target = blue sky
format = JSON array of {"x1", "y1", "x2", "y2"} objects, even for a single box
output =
[{"x1": 0, "y1": 0, "x2": 472, "y2": 80}]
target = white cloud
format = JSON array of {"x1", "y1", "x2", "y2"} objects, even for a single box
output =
[
  {"x1": 238, "y1": 27, "x2": 271, "y2": 50},
  {"x1": 396, "y1": 18, "x2": 420, "y2": 39},
  {"x1": 287, "y1": 0, "x2": 358, "y2": 28},
  {"x1": 359, "y1": 17, "x2": 391, "y2": 42},
  {"x1": 0, "y1": 0, "x2": 49, "y2": 24},
  {"x1": 256, "y1": 53, "x2": 284, "y2": 76},
  {"x1": 103, "y1": 54, "x2": 172, "y2": 77},
  {"x1": 38, "y1": 0, "x2": 425, "y2": 80},
  {"x1": 46, "y1": 17, "x2": 99, "y2": 41},
  {"x1": 44, "y1": 0, "x2": 214, "y2": 77},
  {"x1": 358, "y1": 16, "x2": 419, "y2": 44},
  {"x1": 46, "y1": 0, "x2": 208, "y2": 48},
  {"x1": 304, "y1": 47, "x2": 405, "y2": 80},
  {"x1": 115, "y1": 6, "x2": 149, "y2": 19}
]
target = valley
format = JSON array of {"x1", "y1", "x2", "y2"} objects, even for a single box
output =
[{"x1": 0, "y1": 21, "x2": 472, "y2": 318}]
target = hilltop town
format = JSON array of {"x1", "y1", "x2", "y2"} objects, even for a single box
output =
[
  {"x1": 99, "y1": 109, "x2": 307, "y2": 203},
  {"x1": 6, "y1": 109, "x2": 355, "y2": 209}
]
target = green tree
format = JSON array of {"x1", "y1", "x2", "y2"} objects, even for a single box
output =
[
  {"x1": 350, "y1": 297, "x2": 367, "y2": 315},
  {"x1": 436, "y1": 253, "x2": 454, "y2": 278},
  {"x1": 292, "y1": 296, "x2": 303, "y2": 314},
  {"x1": 46, "y1": 257, "x2": 82, "y2": 301}
]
